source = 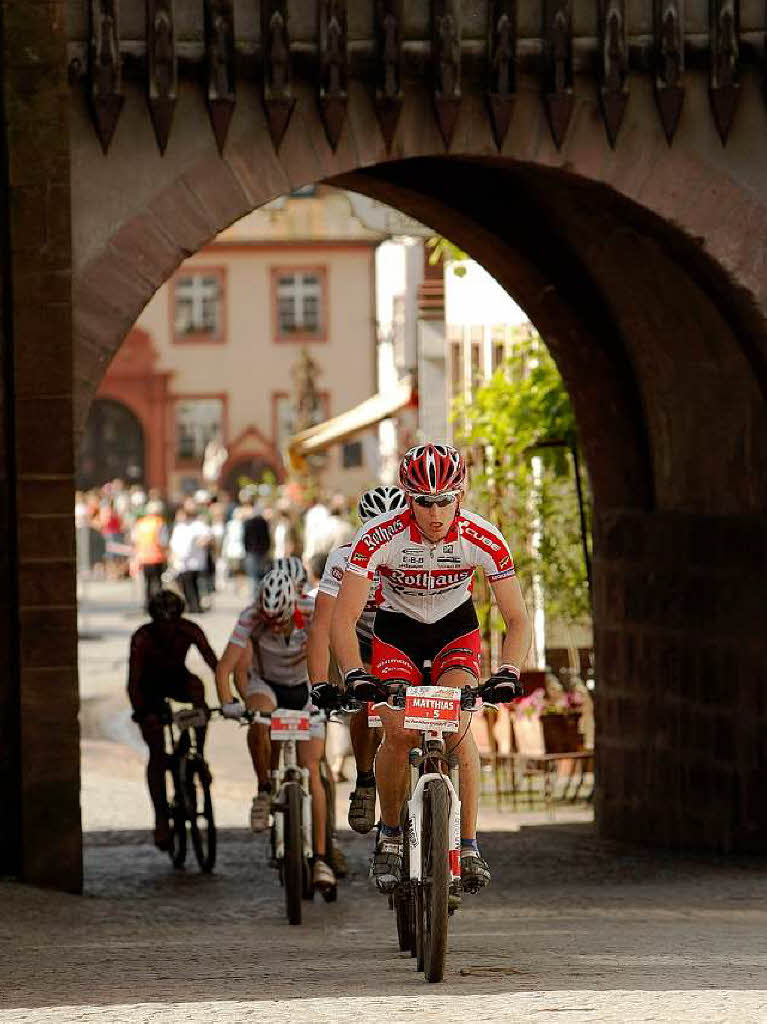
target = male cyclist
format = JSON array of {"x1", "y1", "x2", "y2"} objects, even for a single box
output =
[
  {"x1": 330, "y1": 443, "x2": 531, "y2": 894},
  {"x1": 215, "y1": 569, "x2": 335, "y2": 892},
  {"x1": 272, "y1": 554, "x2": 315, "y2": 627},
  {"x1": 127, "y1": 589, "x2": 217, "y2": 851},
  {"x1": 308, "y1": 485, "x2": 407, "y2": 834}
]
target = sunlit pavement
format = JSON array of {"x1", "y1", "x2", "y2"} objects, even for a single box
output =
[{"x1": 1, "y1": 579, "x2": 766, "y2": 1022}]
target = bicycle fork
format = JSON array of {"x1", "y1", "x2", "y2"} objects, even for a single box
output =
[
  {"x1": 271, "y1": 740, "x2": 313, "y2": 861},
  {"x1": 406, "y1": 734, "x2": 461, "y2": 884}
]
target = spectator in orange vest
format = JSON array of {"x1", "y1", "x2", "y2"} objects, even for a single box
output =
[{"x1": 134, "y1": 500, "x2": 169, "y2": 612}]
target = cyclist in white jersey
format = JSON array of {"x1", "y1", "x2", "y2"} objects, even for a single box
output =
[
  {"x1": 308, "y1": 486, "x2": 408, "y2": 834},
  {"x1": 331, "y1": 443, "x2": 531, "y2": 894},
  {"x1": 216, "y1": 568, "x2": 334, "y2": 891}
]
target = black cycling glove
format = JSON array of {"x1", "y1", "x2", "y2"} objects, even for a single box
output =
[
  {"x1": 344, "y1": 668, "x2": 387, "y2": 702},
  {"x1": 483, "y1": 666, "x2": 524, "y2": 704},
  {"x1": 311, "y1": 682, "x2": 341, "y2": 711}
]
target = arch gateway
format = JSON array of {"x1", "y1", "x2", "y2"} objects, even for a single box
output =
[{"x1": 1, "y1": 1, "x2": 766, "y2": 891}]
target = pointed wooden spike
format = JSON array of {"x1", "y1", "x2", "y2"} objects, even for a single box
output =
[
  {"x1": 208, "y1": 97, "x2": 235, "y2": 155},
  {"x1": 375, "y1": 94, "x2": 402, "y2": 152},
  {"x1": 655, "y1": 84, "x2": 684, "y2": 145},
  {"x1": 545, "y1": 91, "x2": 573, "y2": 149},
  {"x1": 487, "y1": 93, "x2": 514, "y2": 151},
  {"x1": 320, "y1": 94, "x2": 348, "y2": 151},
  {"x1": 710, "y1": 84, "x2": 739, "y2": 145},
  {"x1": 600, "y1": 88, "x2": 627, "y2": 148},
  {"x1": 92, "y1": 93, "x2": 124, "y2": 154},
  {"x1": 264, "y1": 96, "x2": 295, "y2": 151},
  {"x1": 434, "y1": 96, "x2": 461, "y2": 150},
  {"x1": 148, "y1": 97, "x2": 175, "y2": 155}
]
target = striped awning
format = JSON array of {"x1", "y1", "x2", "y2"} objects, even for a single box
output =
[{"x1": 287, "y1": 376, "x2": 416, "y2": 471}]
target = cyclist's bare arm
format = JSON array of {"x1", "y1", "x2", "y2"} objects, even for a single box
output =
[
  {"x1": 234, "y1": 641, "x2": 252, "y2": 699},
  {"x1": 191, "y1": 623, "x2": 219, "y2": 674},
  {"x1": 330, "y1": 571, "x2": 370, "y2": 675},
  {"x1": 215, "y1": 640, "x2": 244, "y2": 704},
  {"x1": 307, "y1": 590, "x2": 335, "y2": 683},
  {"x1": 489, "y1": 574, "x2": 532, "y2": 669}
]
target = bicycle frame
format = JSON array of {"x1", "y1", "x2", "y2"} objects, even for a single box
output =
[
  {"x1": 372, "y1": 699, "x2": 462, "y2": 885},
  {"x1": 250, "y1": 711, "x2": 315, "y2": 863}
]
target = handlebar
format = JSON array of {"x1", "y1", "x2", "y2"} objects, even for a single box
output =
[{"x1": 369, "y1": 682, "x2": 495, "y2": 712}]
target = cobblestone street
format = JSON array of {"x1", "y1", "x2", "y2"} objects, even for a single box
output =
[{"x1": 2, "y1": 582, "x2": 767, "y2": 1022}]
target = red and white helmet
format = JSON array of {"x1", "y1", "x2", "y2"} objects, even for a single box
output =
[
  {"x1": 259, "y1": 569, "x2": 295, "y2": 625},
  {"x1": 398, "y1": 443, "x2": 466, "y2": 496}
]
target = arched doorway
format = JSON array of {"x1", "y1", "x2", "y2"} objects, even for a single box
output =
[
  {"x1": 222, "y1": 457, "x2": 279, "y2": 499},
  {"x1": 77, "y1": 398, "x2": 145, "y2": 491}
]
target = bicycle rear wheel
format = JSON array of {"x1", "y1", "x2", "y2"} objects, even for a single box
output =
[
  {"x1": 186, "y1": 758, "x2": 216, "y2": 873},
  {"x1": 422, "y1": 781, "x2": 450, "y2": 983},
  {"x1": 283, "y1": 783, "x2": 303, "y2": 925}
]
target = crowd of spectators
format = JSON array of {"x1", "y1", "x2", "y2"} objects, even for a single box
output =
[{"x1": 75, "y1": 478, "x2": 358, "y2": 613}]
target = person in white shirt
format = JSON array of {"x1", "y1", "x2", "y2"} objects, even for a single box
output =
[{"x1": 170, "y1": 507, "x2": 211, "y2": 613}]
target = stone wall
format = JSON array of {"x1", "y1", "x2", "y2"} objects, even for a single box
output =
[
  {"x1": 594, "y1": 511, "x2": 767, "y2": 852},
  {"x1": 0, "y1": 0, "x2": 81, "y2": 890}
]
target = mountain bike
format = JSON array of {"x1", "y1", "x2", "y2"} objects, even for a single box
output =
[
  {"x1": 372, "y1": 672, "x2": 490, "y2": 983},
  {"x1": 163, "y1": 702, "x2": 216, "y2": 873},
  {"x1": 243, "y1": 706, "x2": 337, "y2": 924}
]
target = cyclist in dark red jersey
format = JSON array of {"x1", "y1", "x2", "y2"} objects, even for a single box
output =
[
  {"x1": 331, "y1": 443, "x2": 531, "y2": 894},
  {"x1": 128, "y1": 588, "x2": 218, "y2": 851}
]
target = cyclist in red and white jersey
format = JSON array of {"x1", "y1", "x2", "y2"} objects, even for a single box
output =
[
  {"x1": 331, "y1": 443, "x2": 531, "y2": 894},
  {"x1": 308, "y1": 485, "x2": 408, "y2": 834},
  {"x1": 216, "y1": 568, "x2": 334, "y2": 891}
]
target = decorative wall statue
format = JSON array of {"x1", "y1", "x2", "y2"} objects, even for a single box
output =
[
  {"x1": 375, "y1": 0, "x2": 403, "y2": 151},
  {"x1": 543, "y1": 1, "x2": 573, "y2": 149},
  {"x1": 487, "y1": 1, "x2": 516, "y2": 150},
  {"x1": 205, "y1": 0, "x2": 236, "y2": 154},
  {"x1": 147, "y1": 0, "x2": 177, "y2": 154},
  {"x1": 709, "y1": 0, "x2": 740, "y2": 144},
  {"x1": 599, "y1": 0, "x2": 628, "y2": 146},
  {"x1": 261, "y1": 1, "x2": 295, "y2": 150},
  {"x1": 89, "y1": 0, "x2": 124, "y2": 153},
  {"x1": 319, "y1": 0, "x2": 348, "y2": 150},
  {"x1": 654, "y1": 0, "x2": 685, "y2": 143},
  {"x1": 431, "y1": 0, "x2": 462, "y2": 149}
]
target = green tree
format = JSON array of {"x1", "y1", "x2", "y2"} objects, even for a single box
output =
[{"x1": 453, "y1": 332, "x2": 591, "y2": 630}]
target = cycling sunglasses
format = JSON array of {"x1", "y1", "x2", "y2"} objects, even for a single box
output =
[{"x1": 412, "y1": 492, "x2": 459, "y2": 508}]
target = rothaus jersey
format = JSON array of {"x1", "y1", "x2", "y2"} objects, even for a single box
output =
[
  {"x1": 228, "y1": 601, "x2": 313, "y2": 687},
  {"x1": 347, "y1": 507, "x2": 515, "y2": 624},
  {"x1": 318, "y1": 543, "x2": 377, "y2": 645}
]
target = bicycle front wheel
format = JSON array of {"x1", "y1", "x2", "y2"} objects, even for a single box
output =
[
  {"x1": 168, "y1": 765, "x2": 187, "y2": 869},
  {"x1": 422, "y1": 780, "x2": 450, "y2": 983},
  {"x1": 283, "y1": 783, "x2": 303, "y2": 925},
  {"x1": 187, "y1": 758, "x2": 216, "y2": 873},
  {"x1": 395, "y1": 802, "x2": 413, "y2": 952}
]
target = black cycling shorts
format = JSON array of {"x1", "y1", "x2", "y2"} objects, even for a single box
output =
[{"x1": 372, "y1": 599, "x2": 481, "y2": 683}]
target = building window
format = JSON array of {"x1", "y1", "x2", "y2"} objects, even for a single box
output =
[
  {"x1": 175, "y1": 398, "x2": 224, "y2": 462},
  {"x1": 342, "y1": 441, "x2": 363, "y2": 469},
  {"x1": 450, "y1": 341, "x2": 463, "y2": 395},
  {"x1": 492, "y1": 341, "x2": 506, "y2": 374},
  {"x1": 272, "y1": 392, "x2": 330, "y2": 453},
  {"x1": 272, "y1": 268, "x2": 327, "y2": 341},
  {"x1": 173, "y1": 270, "x2": 225, "y2": 341}
]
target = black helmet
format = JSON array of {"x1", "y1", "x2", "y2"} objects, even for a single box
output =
[{"x1": 148, "y1": 588, "x2": 185, "y2": 622}]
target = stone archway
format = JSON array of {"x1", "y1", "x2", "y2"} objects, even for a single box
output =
[
  {"x1": 73, "y1": 147, "x2": 767, "y2": 857},
  {"x1": 5, "y1": 4, "x2": 767, "y2": 891}
]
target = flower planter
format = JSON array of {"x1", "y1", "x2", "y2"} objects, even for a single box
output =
[{"x1": 541, "y1": 712, "x2": 582, "y2": 754}]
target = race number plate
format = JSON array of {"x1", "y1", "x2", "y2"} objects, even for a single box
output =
[
  {"x1": 173, "y1": 707, "x2": 208, "y2": 730},
  {"x1": 367, "y1": 701, "x2": 382, "y2": 728},
  {"x1": 404, "y1": 686, "x2": 461, "y2": 733},
  {"x1": 270, "y1": 709, "x2": 311, "y2": 741}
]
